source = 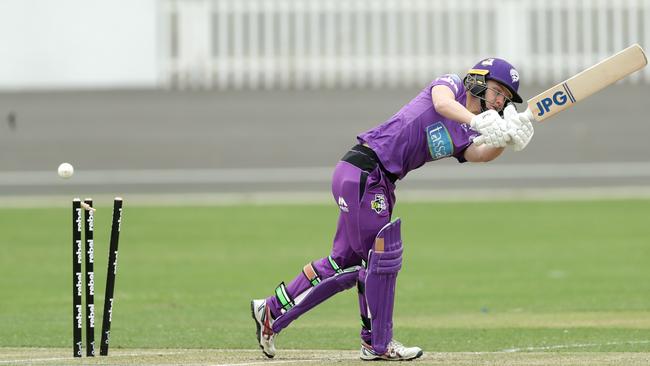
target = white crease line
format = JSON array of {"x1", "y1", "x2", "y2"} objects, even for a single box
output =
[
  {"x1": 90, "y1": 361, "x2": 325, "y2": 366},
  {"x1": 2, "y1": 344, "x2": 649, "y2": 364},
  {"x1": 0, "y1": 349, "x2": 348, "y2": 365},
  {"x1": 211, "y1": 360, "x2": 322, "y2": 366},
  {"x1": 0, "y1": 350, "x2": 187, "y2": 364},
  {"x1": 501, "y1": 340, "x2": 650, "y2": 352}
]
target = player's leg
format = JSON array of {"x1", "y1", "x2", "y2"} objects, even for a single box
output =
[
  {"x1": 358, "y1": 219, "x2": 422, "y2": 361},
  {"x1": 251, "y1": 161, "x2": 364, "y2": 357},
  {"x1": 350, "y1": 168, "x2": 393, "y2": 347},
  {"x1": 251, "y1": 250, "x2": 359, "y2": 358},
  {"x1": 266, "y1": 162, "x2": 367, "y2": 332},
  {"x1": 268, "y1": 251, "x2": 362, "y2": 332},
  {"x1": 352, "y1": 174, "x2": 422, "y2": 361}
]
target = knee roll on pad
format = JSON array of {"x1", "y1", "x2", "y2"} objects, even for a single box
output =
[{"x1": 302, "y1": 262, "x2": 322, "y2": 286}]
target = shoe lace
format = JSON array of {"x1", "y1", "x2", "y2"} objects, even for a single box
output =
[{"x1": 388, "y1": 340, "x2": 406, "y2": 353}]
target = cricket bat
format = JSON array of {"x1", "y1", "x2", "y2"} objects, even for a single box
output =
[{"x1": 525, "y1": 44, "x2": 647, "y2": 122}]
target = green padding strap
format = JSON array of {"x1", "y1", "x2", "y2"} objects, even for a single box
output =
[
  {"x1": 274, "y1": 282, "x2": 294, "y2": 311},
  {"x1": 328, "y1": 256, "x2": 343, "y2": 274}
]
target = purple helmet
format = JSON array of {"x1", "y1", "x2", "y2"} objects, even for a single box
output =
[{"x1": 464, "y1": 58, "x2": 523, "y2": 103}]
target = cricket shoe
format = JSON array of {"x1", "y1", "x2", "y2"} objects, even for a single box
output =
[
  {"x1": 250, "y1": 299, "x2": 276, "y2": 358},
  {"x1": 360, "y1": 339, "x2": 423, "y2": 361}
]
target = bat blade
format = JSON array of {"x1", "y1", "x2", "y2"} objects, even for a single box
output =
[{"x1": 526, "y1": 44, "x2": 647, "y2": 122}]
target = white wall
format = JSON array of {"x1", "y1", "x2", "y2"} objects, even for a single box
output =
[{"x1": 0, "y1": 0, "x2": 158, "y2": 90}]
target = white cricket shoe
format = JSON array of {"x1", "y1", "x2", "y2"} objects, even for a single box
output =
[
  {"x1": 360, "y1": 339, "x2": 423, "y2": 361},
  {"x1": 250, "y1": 299, "x2": 276, "y2": 358}
]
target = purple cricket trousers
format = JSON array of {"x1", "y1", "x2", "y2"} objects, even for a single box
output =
[{"x1": 265, "y1": 145, "x2": 396, "y2": 344}]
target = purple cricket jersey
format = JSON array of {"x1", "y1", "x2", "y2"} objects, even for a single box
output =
[{"x1": 358, "y1": 74, "x2": 480, "y2": 180}]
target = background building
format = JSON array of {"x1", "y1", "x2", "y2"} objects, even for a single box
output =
[{"x1": 0, "y1": 0, "x2": 648, "y2": 202}]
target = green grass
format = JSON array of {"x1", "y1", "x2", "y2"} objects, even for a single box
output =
[{"x1": 0, "y1": 200, "x2": 649, "y2": 353}]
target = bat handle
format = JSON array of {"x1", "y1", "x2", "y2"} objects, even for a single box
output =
[{"x1": 524, "y1": 108, "x2": 537, "y2": 123}]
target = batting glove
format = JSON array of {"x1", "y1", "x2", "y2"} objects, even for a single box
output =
[
  {"x1": 503, "y1": 105, "x2": 534, "y2": 151},
  {"x1": 470, "y1": 110, "x2": 511, "y2": 148}
]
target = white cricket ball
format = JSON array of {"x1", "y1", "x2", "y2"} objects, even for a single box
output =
[{"x1": 57, "y1": 162, "x2": 74, "y2": 179}]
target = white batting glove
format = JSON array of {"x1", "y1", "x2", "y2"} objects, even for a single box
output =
[
  {"x1": 503, "y1": 105, "x2": 534, "y2": 151},
  {"x1": 470, "y1": 109, "x2": 501, "y2": 132},
  {"x1": 470, "y1": 110, "x2": 511, "y2": 148},
  {"x1": 475, "y1": 126, "x2": 510, "y2": 148}
]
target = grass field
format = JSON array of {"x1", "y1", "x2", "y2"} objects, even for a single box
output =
[{"x1": 1, "y1": 199, "x2": 649, "y2": 365}]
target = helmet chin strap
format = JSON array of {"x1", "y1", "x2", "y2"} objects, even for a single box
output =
[
  {"x1": 480, "y1": 98, "x2": 489, "y2": 114},
  {"x1": 470, "y1": 88, "x2": 511, "y2": 117},
  {"x1": 468, "y1": 89, "x2": 491, "y2": 114}
]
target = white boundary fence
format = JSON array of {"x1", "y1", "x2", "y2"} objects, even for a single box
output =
[{"x1": 158, "y1": 0, "x2": 650, "y2": 90}]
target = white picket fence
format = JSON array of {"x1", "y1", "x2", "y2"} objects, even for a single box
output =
[{"x1": 158, "y1": 0, "x2": 650, "y2": 89}]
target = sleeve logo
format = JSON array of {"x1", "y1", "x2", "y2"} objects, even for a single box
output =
[
  {"x1": 426, "y1": 122, "x2": 454, "y2": 160},
  {"x1": 435, "y1": 74, "x2": 460, "y2": 94}
]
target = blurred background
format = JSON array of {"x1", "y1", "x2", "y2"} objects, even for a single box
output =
[{"x1": 0, "y1": 0, "x2": 649, "y2": 203}]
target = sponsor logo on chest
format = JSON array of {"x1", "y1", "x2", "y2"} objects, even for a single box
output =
[{"x1": 426, "y1": 122, "x2": 454, "y2": 160}]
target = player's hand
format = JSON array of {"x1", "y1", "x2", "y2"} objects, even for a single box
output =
[
  {"x1": 473, "y1": 126, "x2": 510, "y2": 148},
  {"x1": 470, "y1": 110, "x2": 501, "y2": 132},
  {"x1": 470, "y1": 110, "x2": 510, "y2": 148},
  {"x1": 503, "y1": 105, "x2": 534, "y2": 151}
]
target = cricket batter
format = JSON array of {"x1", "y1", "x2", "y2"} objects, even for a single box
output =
[{"x1": 251, "y1": 58, "x2": 535, "y2": 361}]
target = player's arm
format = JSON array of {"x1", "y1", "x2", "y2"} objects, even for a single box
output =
[
  {"x1": 463, "y1": 143, "x2": 505, "y2": 163},
  {"x1": 430, "y1": 84, "x2": 506, "y2": 162},
  {"x1": 431, "y1": 85, "x2": 475, "y2": 124},
  {"x1": 432, "y1": 84, "x2": 511, "y2": 149}
]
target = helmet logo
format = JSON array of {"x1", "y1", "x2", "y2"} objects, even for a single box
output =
[
  {"x1": 510, "y1": 69, "x2": 519, "y2": 83},
  {"x1": 481, "y1": 58, "x2": 495, "y2": 66}
]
